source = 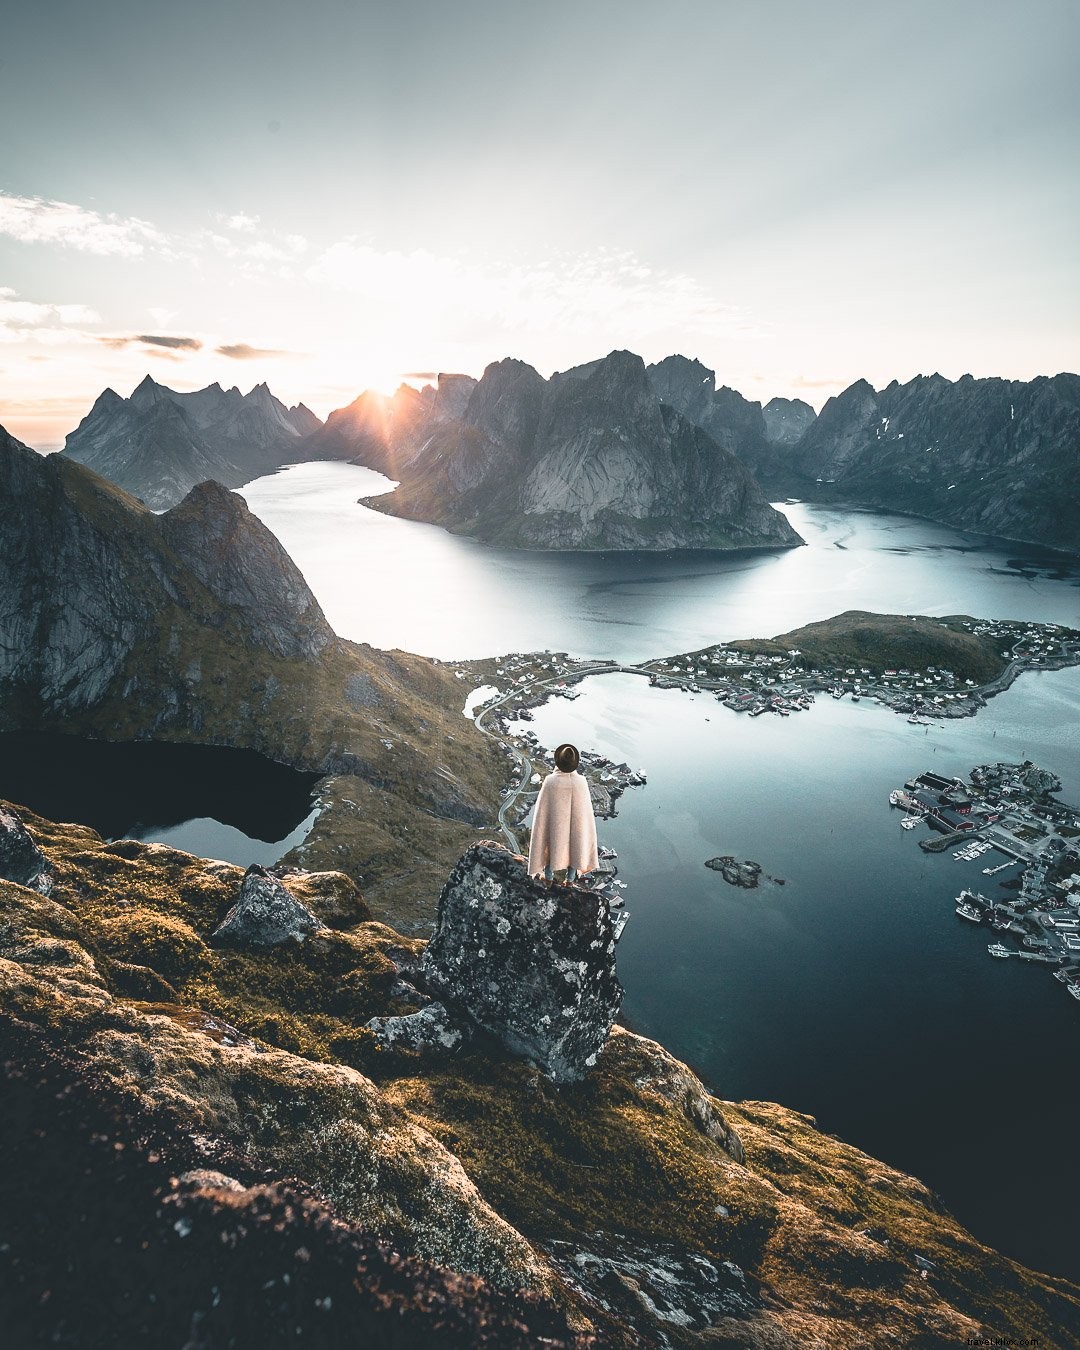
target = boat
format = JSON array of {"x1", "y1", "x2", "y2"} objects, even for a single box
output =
[
  {"x1": 956, "y1": 901, "x2": 983, "y2": 922},
  {"x1": 987, "y1": 943, "x2": 1012, "y2": 958},
  {"x1": 1070, "y1": 984, "x2": 1080, "y2": 1001},
  {"x1": 900, "y1": 816, "x2": 919, "y2": 830}
]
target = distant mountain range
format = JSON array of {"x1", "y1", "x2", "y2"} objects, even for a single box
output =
[
  {"x1": 61, "y1": 376, "x2": 321, "y2": 509},
  {"x1": 52, "y1": 356, "x2": 1080, "y2": 551}
]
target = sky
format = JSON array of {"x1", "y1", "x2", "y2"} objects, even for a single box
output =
[{"x1": 2, "y1": 0, "x2": 1078, "y2": 447}]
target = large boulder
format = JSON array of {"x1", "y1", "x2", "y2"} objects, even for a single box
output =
[
  {"x1": 211, "y1": 864, "x2": 322, "y2": 948},
  {"x1": 422, "y1": 842, "x2": 622, "y2": 1083},
  {"x1": 0, "y1": 805, "x2": 54, "y2": 896}
]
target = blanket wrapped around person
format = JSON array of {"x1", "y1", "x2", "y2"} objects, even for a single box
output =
[{"x1": 527, "y1": 742, "x2": 599, "y2": 883}]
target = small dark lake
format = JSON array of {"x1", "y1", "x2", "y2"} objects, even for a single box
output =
[{"x1": 0, "y1": 734, "x2": 320, "y2": 866}]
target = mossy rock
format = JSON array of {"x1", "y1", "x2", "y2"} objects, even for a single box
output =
[{"x1": 95, "y1": 911, "x2": 210, "y2": 985}]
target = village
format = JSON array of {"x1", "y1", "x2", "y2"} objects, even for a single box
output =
[
  {"x1": 889, "y1": 761, "x2": 1080, "y2": 1005},
  {"x1": 445, "y1": 617, "x2": 1080, "y2": 732},
  {"x1": 642, "y1": 617, "x2": 1080, "y2": 722}
]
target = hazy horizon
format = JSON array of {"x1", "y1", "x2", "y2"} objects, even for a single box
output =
[{"x1": 3, "y1": 0, "x2": 1078, "y2": 448}]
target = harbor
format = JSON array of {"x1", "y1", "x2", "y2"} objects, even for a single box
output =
[{"x1": 888, "y1": 761, "x2": 1080, "y2": 1005}]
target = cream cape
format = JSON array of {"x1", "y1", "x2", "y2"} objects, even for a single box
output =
[{"x1": 526, "y1": 767, "x2": 599, "y2": 877}]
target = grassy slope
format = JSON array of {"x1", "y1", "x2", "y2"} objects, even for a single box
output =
[
  {"x1": 720, "y1": 611, "x2": 1014, "y2": 683},
  {"x1": 2, "y1": 807, "x2": 1077, "y2": 1348}
]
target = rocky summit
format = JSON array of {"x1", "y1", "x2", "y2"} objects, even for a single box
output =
[
  {"x1": 0, "y1": 804, "x2": 54, "y2": 895},
  {"x1": 421, "y1": 842, "x2": 623, "y2": 1083},
  {"x1": 360, "y1": 350, "x2": 804, "y2": 551},
  {"x1": 62, "y1": 375, "x2": 322, "y2": 509}
]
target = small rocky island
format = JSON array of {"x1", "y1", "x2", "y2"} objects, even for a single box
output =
[{"x1": 705, "y1": 856, "x2": 763, "y2": 888}]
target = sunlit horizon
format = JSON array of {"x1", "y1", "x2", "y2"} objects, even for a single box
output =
[{"x1": 2, "y1": 0, "x2": 1078, "y2": 449}]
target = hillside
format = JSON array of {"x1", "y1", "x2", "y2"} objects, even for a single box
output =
[
  {"x1": 726, "y1": 611, "x2": 1014, "y2": 683},
  {"x1": 0, "y1": 425, "x2": 502, "y2": 927},
  {"x1": 780, "y1": 373, "x2": 1080, "y2": 552},
  {"x1": 2, "y1": 807, "x2": 1077, "y2": 1346}
]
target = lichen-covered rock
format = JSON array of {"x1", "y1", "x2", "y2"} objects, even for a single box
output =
[
  {"x1": 211, "y1": 864, "x2": 322, "y2": 947},
  {"x1": 422, "y1": 842, "x2": 622, "y2": 1083},
  {"x1": 0, "y1": 805, "x2": 54, "y2": 895},
  {"x1": 366, "y1": 1001, "x2": 465, "y2": 1054}
]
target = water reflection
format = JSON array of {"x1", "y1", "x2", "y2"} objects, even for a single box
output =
[{"x1": 0, "y1": 735, "x2": 320, "y2": 867}]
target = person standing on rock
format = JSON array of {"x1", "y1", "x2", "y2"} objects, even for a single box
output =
[{"x1": 527, "y1": 743, "x2": 598, "y2": 885}]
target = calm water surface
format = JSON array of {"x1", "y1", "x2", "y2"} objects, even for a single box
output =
[
  {"x1": 239, "y1": 461, "x2": 1080, "y2": 660},
  {"x1": 241, "y1": 460, "x2": 1080, "y2": 1278},
  {"x1": 516, "y1": 671, "x2": 1080, "y2": 1282},
  {"x1": 0, "y1": 736, "x2": 319, "y2": 866}
]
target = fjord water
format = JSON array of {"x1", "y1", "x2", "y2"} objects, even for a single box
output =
[
  {"x1": 516, "y1": 671, "x2": 1080, "y2": 1282},
  {"x1": 239, "y1": 461, "x2": 1078, "y2": 660}
]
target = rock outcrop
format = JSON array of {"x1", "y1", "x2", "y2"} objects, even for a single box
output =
[
  {"x1": 0, "y1": 805, "x2": 53, "y2": 895},
  {"x1": 421, "y1": 842, "x2": 622, "y2": 1082},
  {"x1": 782, "y1": 372, "x2": 1080, "y2": 551},
  {"x1": 62, "y1": 375, "x2": 323, "y2": 509},
  {"x1": 211, "y1": 864, "x2": 323, "y2": 947},
  {"x1": 362, "y1": 351, "x2": 803, "y2": 551}
]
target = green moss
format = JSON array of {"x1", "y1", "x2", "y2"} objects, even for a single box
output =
[{"x1": 94, "y1": 911, "x2": 209, "y2": 984}]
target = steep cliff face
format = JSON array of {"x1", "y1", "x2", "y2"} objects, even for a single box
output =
[
  {"x1": 2, "y1": 810, "x2": 1077, "y2": 1348},
  {"x1": 785, "y1": 372, "x2": 1080, "y2": 551},
  {"x1": 364, "y1": 351, "x2": 803, "y2": 551},
  {"x1": 62, "y1": 376, "x2": 322, "y2": 509},
  {"x1": 0, "y1": 428, "x2": 504, "y2": 923}
]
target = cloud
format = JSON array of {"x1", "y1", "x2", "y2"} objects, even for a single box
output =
[
  {"x1": 402, "y1": 371, "x2": 439, "y2": 380},
  {"x1": 215, "y1": 343, "x2": 292, "y2": 360},
  {"x1": 0, "y1": 286, "x2": 102, "y2": 346},
  {"x1": 148, "y1": 307, "x2": 176, "y2": 326},
  {"x1": 226, "y1": 213, "x2": 259, "y2": 233},
  {"x1": 305, "y1": 242, "x2": 750, "y2": 350},
  {"x1": 136, "y1": 334, "x2": 202, "y2": 350},
  {"x1": 96, "y1": 333, "x2": 202, "y2": 355},
  {"x1": 0, "y1": 192, "x2": 171, "y2": 257}
]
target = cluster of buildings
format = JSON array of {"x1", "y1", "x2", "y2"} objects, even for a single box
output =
[
  {"x1": 642, "y1": 618, "x2": 1079, "y2": 722},
  {"x1": 891, "y1": 763, "x2": 1080, "y2": 1004}
]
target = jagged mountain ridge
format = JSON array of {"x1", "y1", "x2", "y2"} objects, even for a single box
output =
[
  {"x1": 62, "y1": 375, "x2": 323, "y2": 509},
  {"x1": 779, "y1": 372, "x2": 1080, "y2": 551},
  {"x1": 357, "y1": 350, "x2": 803, "y2": 551}
]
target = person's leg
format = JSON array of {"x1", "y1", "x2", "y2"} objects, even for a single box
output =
[
  {"x1": 566, "y1": 866, "x2": 577, "y2": 882},
  {"x1": 544, "y1": 865, "x2": 553, "y2": 882}
]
